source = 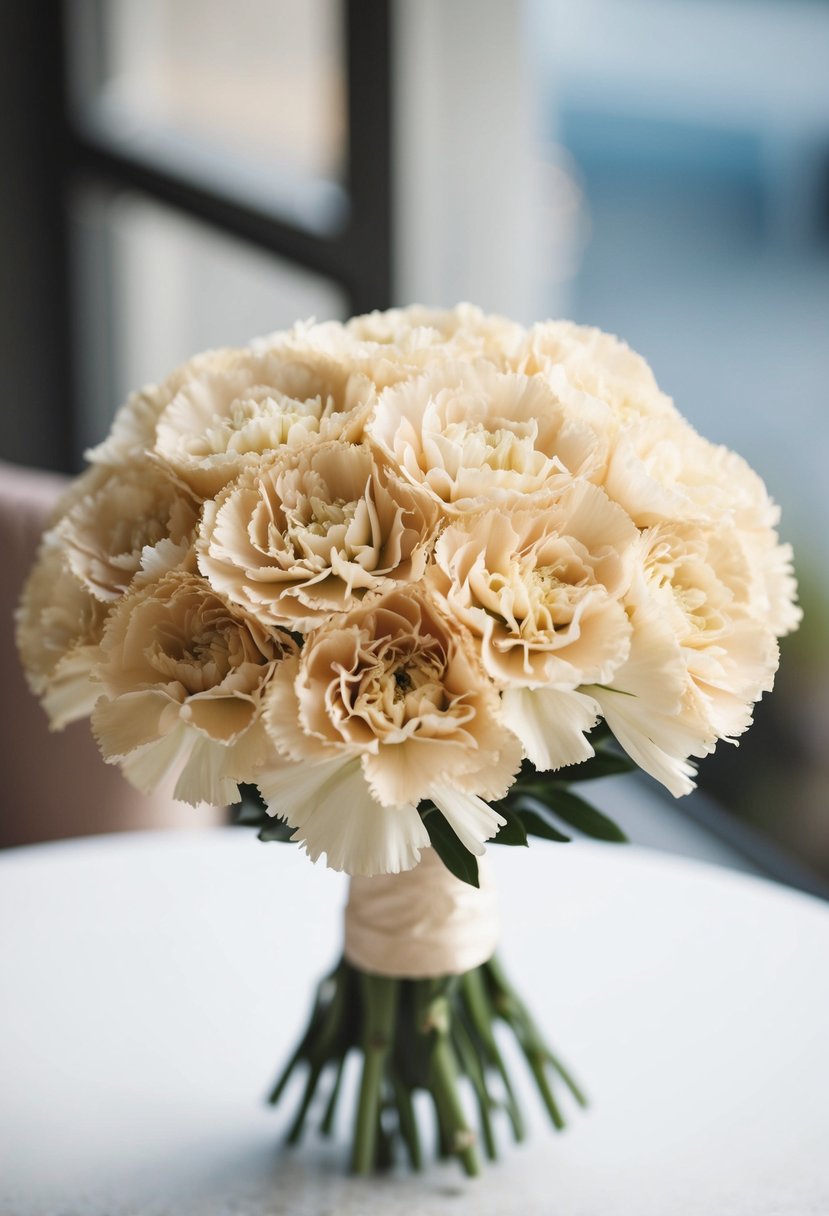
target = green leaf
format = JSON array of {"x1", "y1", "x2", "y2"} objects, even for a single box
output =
[
  {"x1": 257, "y1": 818, "x2": 296, "y2": 844},
  {"x1": 554, "y1": 749, "x2": 635, "y2": 783},
  {"x1": 533, "y1": 787, "x2": 628, "y2": 843},
  {"x1": 420, "y1": 805, "x2": 480, "y2": 888},
  {"x1": 234, "y1": 784, "x2": 268, "y2": 826},
  {"x1": 515, "y1": 806, "x2": 571, "y2": 844},
  {"x1": 492, "y1": 802, "x2": 529, "y2": 847}
]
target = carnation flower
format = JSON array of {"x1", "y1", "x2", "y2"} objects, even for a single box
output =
[
  {"x1": 367, "y1": 360, "x2": 605, "y2": 515},
  {"x1": 603, "y1": 415, "x2": 780, "y2": 530},
  {"x1": 640, "y1": 521, "x2": 779, "y2": 736},
  {"x1": 86, "y1": 346, "x2": 240, "y2": 467},
  {"x1": 257, "y1": 587, "x2": 522, "y2": 876},
  {"x1": 588, "y1": 522, "x2": 781, "y2": 796},
  {"x1": 585, "y1": 588, "x2": 711, "y2": 797},
  {"x1": 91, "y1": 573, "x2": 295, "y2": 805},
  {"x1": 344, "y1": 303, "x2": 526, "y2": 366},
  {"x1": 741, "y1": 530, "x2": 802, "y2": 637},
  {"x1": 154, "y1": 348, "x2": 375, "y2": 499},
  {"x1": 198, "y1": 441, "x2": 439, "y2": 629},
  {"x1": 57, "y1": 463, "x2": 198, "y2": 601},
  {"x1": 15, "y1": 535, "x2": 108, "y2": 729},
  {"x1": 431, "y1": 481, "x2": 639, "y2": 769},
  {"x1": 515, "y1": 321, "x2": 676, "y2": 421}
]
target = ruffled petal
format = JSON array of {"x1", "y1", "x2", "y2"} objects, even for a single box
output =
[
  {"x1": 428, "y1": 784, "x2": 505, "y2": 856},
  {"x1": 501, "y1": 686, "x2": 601, "y2": 771}
]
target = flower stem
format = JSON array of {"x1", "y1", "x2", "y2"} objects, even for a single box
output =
[
  {"x1": 351, "y1": 973, "x2": 399, "y2": 1175},
  {"x1": 268, "y1": 954, "x2": 582, "y2": 1175}
]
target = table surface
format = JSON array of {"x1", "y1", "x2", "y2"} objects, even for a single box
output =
[{"x1": 2, "y1": 828, "x2": 828, "y2": 1216}]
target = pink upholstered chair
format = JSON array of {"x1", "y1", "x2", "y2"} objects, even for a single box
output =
[{"x1": 0, "y1": 461, "x2": 224, "y2": 848}]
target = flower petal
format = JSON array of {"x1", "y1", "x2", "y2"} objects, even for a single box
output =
[
  {"x1": 501, "y1": 686, "x2": 600, "y2": 771},
  {"x1": 258, "y1": 755, "x2": 428, "y2": 875},
  {"x1": 429, "y1": 784, "x2": 506, "y2": 856}
]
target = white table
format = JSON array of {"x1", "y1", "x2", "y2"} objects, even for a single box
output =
[{"x1": 2, "y1": 829, "x2": 828, "y2": 1215}]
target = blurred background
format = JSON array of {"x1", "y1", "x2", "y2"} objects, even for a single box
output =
[{"x1": 0, "y1": 0, "x2": 826, "y2": 891}]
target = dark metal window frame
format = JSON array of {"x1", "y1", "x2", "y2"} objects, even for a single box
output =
[{"x1": 1, "y1": 1, "x2": 392, "y2": 472}]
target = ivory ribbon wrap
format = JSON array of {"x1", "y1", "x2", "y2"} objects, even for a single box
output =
[{"x1": 344, "y1": 846, "x2": 499, "y2": 978}]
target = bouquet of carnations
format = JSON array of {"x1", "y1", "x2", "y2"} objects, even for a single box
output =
[{"x1": 17, "y1": 305, "x2": 799, "y2": 1176}]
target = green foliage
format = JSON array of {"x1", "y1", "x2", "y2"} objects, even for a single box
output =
[
  {"x1": 236, "y1": 741, "x2": 631, "y2": 886},
  {"x1": 234, "y1": 787, "x2": 295, "y2": 843},
  {"x1": 420, "y1": 803, "x2": 480, "y2": 888}
]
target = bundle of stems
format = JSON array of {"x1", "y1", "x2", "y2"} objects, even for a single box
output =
[{"x1": 270, "y1": 954, "x2": 586, "y2": 1176}]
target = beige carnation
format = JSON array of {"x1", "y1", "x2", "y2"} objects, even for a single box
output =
[
  {"x1": 86, "y1": 346, "x2": 240, "y2": 467},
  {"x1": 603, "y1": 415, "x2": 780, "y2": 530},
  {"x1": 154, "y1": 347, "x2": 375, "y2": 499},
  {"x1": 432, "y1": 483, "x2": 636, "y2": 689},
  {"x1": 431, "y1": 482, "x2": 637, "y2": 771},
  {"x1": 367, "y1": 360, "x2": 606, "y2": 515},
  {"x1": 639, "y1": 521, "x2": 780, "y2": 739},
  {"x1": 740, "y1": 529, "x2": 801, "y2": 637},
  {"x1": 198, "y1": 441, "x2": 439, "y2": 629},
  {"x1": 344, "y1": 303, "x2": 526, "y2": 366},
  {"x1": 589, "y1": 521, "x2": 782, "y2": 796},
  {"x1": 515, "y1": 321, "x2": 676, "y2": 421},
  {"x1": 57, "y1": 463, "x2": 198, "y2": 602},
  {"x1": 603, "y1": 415, "x2": 800, "y2": 636},
  {"x1": 257, "y1": 587, "x2": 522, "y2": 876},
  {"x1": 586, "y1": 587, "x2": 713, "y2": 797},
  {"x1": 16, "y1": 534, "x2": 108, "y2": 728},
  {"x1": 91, "y1": 573, "x2": 295, "y2": 805},
  {"x1": 253, "y1": 306, "x2": 526, "y2": 397}
]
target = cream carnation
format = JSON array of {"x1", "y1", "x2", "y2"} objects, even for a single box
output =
[
  {"x1": 86, "y1": 346, "x2": 240, "y2": 467},
  {"x1": 15, "y1": 535, "x2": 108, "y2": 729},
  {"x1": 367, "y1": 360, "x2": 605, "y2": 515},
  {"x1": 57, "y1": 463, "x2": 198, "y2": 601},
  {"x1": 197, "y1": 441, "x2": 439, "y2": 629},
  {"x1": 741, "y1": 529, "x2": 802, "y2": 637},
  {"x1": 254, "y1": 306, "x2": 527, "y2": 397},
  {"x1": 589, "y1": 522, "x2": 781, "y2": 796},
  {"x1": 603, "y1": 414, "x2": 780, "y2": 530},
  {"x1": 515, "y1": 321, "x2": 676, "y2": 421},
  {"x1": 344, "y1": 303, "x2": 526, "y2": 367},
  {"x1": 432, "y1": 482, "x2": 639, "y2": 770},
  {"x1": 91, "y1": 573, "x2": 296, "y2": 805},
  {"x1": 586, "y1": 588, "x2": 712, "y2": 797},
  {"x1": 639, "y1": 521, "x2": 779, "y2": 737},
  {"x1": 257, "y1": 587, "x2": 522, "y2": 876},
  {"x1": 433, "y1": 483, "x2": 637, "y2": 688},
  {"x1": 154, "y1": 348, "x2": 375, "y2": 499}
]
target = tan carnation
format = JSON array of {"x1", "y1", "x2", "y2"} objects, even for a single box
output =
[
  {"x1": 344, "y1": 303, "x2": 526, "y2": 367},
  {"x1": 589, "y1": 521, "x2": 782, "y2": 796},
  {"x1": 432, "y1": 483, "x2": 636, "y2": 689},
  {"x1": 638, "y1": 521, "x2": 780, "y2": 739},
  {"x1": 431, "y1": 482, "x2": 637, "y2": 771},
  {"x1": 198, "y1": 441, "x2": 439, "y2": 629},
  {"x1": 515, "y1": 321, "x2": 676, "y2": 421},
  {"x1": 253, "y1": 306, "x2": 526, "y2": 397},
  {"x1": 154, "y1": 347, "x2": 375, "y2": 499},
  {"x1": 86, "y1": 346, "x2": 240, "y2": 467},
  {"x1": 257, "y1": 587, "x2": 522, "y2": 876},
  {"x1": 740, "y1": 529, "x2": 801, "y2": 637},
  {"x1": 16, "y1": 534, "x2": 108, "y2": 728},
  {"x1": 367, "y1": 360, "x2": 606, "y2": 515},
  {"x1": 57, "y1": 463, "x2": 198, "y2": 602},
  {"x1": 604, "y1": 415, "x2": 779, "y2": 530},
  {"x1": 91, "y1": 573, "x2": 296, "y2": 805}
]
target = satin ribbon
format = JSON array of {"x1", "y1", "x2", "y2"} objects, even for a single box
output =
[{"x1": 344, "y1": 846, "x2": 499, "y2": 978}]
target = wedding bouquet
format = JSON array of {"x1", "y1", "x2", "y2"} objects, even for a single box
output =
[{"x1": 17, "y1": 305, "x2": 799, "y2": 1176}]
